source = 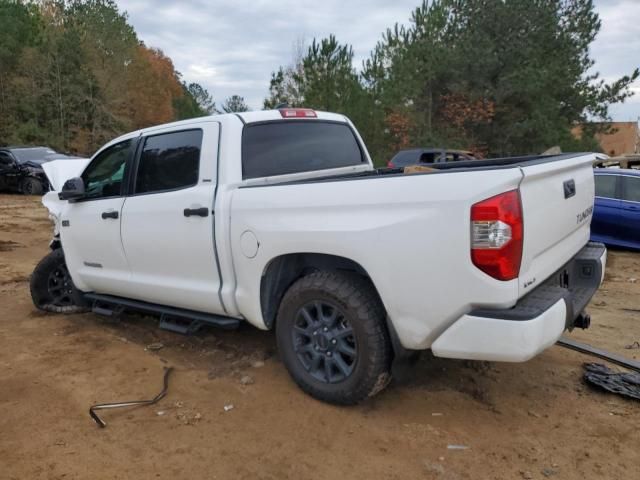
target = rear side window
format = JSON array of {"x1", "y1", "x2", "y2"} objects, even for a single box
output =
[
  {"x1": 621, "y1": 176, "x2": 640, "y2": 203},
  {"x1": 135, "y1": 130, "x2": 202, "y2": 194},
  {"x1": 594, "y1": 175, "x2": 618, "y2": 199},
  {"x1": 242, "y1": 121, "x2": 364, "y2": 179}
]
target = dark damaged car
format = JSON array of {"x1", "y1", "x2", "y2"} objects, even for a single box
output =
[{"x1": 0, "y1": 147, "x2": 61, "y2": 195}]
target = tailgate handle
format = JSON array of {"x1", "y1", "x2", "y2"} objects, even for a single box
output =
[{"x1": 563, "y1": 179, "x2": 576, "y2": 199}]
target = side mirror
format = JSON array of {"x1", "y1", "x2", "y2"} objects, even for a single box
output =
[{"x1": 58, "y1": 177, "x2": 85, "y2": 201}]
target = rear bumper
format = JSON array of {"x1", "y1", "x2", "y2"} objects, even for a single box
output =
[{"x1": 431, "y1": 242, "x2": 606, "y2": 362}]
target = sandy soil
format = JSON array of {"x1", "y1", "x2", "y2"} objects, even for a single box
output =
[{"x1": 1, "y1": 193, "x2": 639, "y2": 480}]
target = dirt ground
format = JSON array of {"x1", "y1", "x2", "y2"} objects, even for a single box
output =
[{"x1": 1, "y1": 193, "x2": 639, "y2": 480}]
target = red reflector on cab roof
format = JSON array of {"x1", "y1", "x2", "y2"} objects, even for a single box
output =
[{"x1": 279, "y1": 108, "x2": 317, "y2": 118}]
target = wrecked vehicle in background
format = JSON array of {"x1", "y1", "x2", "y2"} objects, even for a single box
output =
[
  {"x1": 31, "y1": 108, "x2": 606, "y2": 405},
  {"x1": 387, "y1": 148, "x2": 477, "y2": 168},
  {"x1": 0, "y1": 146, "x2": 85, "y2": 195}
]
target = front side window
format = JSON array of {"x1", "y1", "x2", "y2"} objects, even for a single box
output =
[
  {"x1": 621, "y1": 176, "x2": 640, "y2": 203},
  {"x1": 242, "y1": 121, "x2": 365, "y2": 179},
  {"x1": 81, "y1": 140, "x2": 134, "y2": 199},
  {"x1": 594, "y1": 175, "x2": 618, "y2": 199},
  {"x1": 135, "y1": 130, "x2": 202, "y2": 194}
]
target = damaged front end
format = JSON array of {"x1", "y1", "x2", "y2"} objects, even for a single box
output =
[
  {"x1": 41, "y1": 159, "x2": 90, "y2": 249},
  {"x1": 29, "y1": 159, "x2": 91, "y2": 313}
]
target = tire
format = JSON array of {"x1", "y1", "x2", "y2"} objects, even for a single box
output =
[
  {"x1": 21, "y1": 177, "x2": 44, "y2": 195},
  {"x1": 276, "y1": 270, "x2": 392, "y2": 405},
  {"x1": 30, "y1": 249, "x2": 89, "y2": 314}
]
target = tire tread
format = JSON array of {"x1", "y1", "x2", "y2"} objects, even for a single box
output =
[{"x1": 276, "y1": 270, "x2": 392, "y2": 404}]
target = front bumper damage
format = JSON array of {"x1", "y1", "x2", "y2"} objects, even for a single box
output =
[{"x1": 431, "y1": 242, "x2": 607, "y2": 362}]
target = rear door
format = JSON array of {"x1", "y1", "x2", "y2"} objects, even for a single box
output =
[
  {"x1": 119, "y1": 123, "x2": 224, "y2": 314},
  {"x1": 592, "y1": 173, "x2": 622, "y2": 243},
  {"x1": 517, "y1": 154, "x2": 597, "y2": 296},
  {"x1": 619, "y1": 175, "x2": 640, "y2": 245}
]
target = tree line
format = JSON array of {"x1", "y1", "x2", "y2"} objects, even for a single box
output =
[
  {"x1": 1, "y1": 0, "x2": 638, "y2": 163},
  {"x1": 0, "y1": 0, "x2": 248, "y2": 155},
  {"x1": 265, "y1": 0, "x2": 639, "y2": 164}
]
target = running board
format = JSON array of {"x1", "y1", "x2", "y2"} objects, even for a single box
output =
[{"x1": 84, "y1": 293, "x2": 240, "y2": 334}]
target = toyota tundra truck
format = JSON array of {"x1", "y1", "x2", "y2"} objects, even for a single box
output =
[{"x1": 32, "y1": 108, "x2": 607, "y2": 404}]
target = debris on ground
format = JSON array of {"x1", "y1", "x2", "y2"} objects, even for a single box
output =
[
  {"x1": 251, "y1": 360, "x2": 265, "y2": 368},
  {"x1": 624, "y1": 341, "x2": 640, "y2": 350},
  {"x1": 583, "y1": 363, "x2": 640, "y2": 401},
  {"x1": 240, "y1": 375, "x2": 254, "y2": 385},
  {"x1": 176, "y1": 409, "x2": 202, "y2": 425},
  {"x1": 557, "y1": 337, "x2": 640, "y2": 373},
  {"x1": 424, "y1": 462, "x2": 446, "y2": 476},
  {"x1": 542, "y1": 467, "x2": 559, "y2": 477},
  {"x1": 447, "y1": 444, "x2": 469, "y2": 450},
  {"x1": 223, "y1": 404, "x2": 234, "y2": 412},
  {"x1": 146, "y1": 342, "x2": 164, "y2": 351},
  {"x1": 89, "y1": 367, "x2": 173, "y2": 428},
  {"x1": 520, "y1": 471, "x2": 533, "y2": 479}
]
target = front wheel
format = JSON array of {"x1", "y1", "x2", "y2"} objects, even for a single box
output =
[
  {"x1": 276, "y1": 271, "x2": 392, "y2": 405},
  {"x1": 30, "y1": 249, "x2": 89, "y2": 313},
  {"x1": 21, "y1": 177, "x2": 44, "y2": 195}
]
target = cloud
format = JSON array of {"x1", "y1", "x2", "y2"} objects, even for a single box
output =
[
  {"x1": 117, "y1": 0, "x2": 639, "y2": 120},
  {"x1": 591, "y1": 0, "x2": 640, "y2": 120}
]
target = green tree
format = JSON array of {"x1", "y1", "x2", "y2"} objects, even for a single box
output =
[
  {"x1": 188, "y1": 82, "x2": 217, "y2": 114},
  {"x1": 0, "y1": 0, "x2": 42, "y2": 143},
  {"x1": 264, "y1": 38, "x2": 306, "y2": 109},
  {"x1": 221, "y1": 94, "x2": 249, "y2": 113},
  {"x1": 363, "y1": 0, "x2": 639, "y2": 157}
]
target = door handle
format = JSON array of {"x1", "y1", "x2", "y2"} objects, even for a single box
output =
[
  {"x1": 101, "y1": 210, "x2": 119, "y2": 220},
  {"x1": 183, "y1": 207, "x2": 209, "y2": 217}
]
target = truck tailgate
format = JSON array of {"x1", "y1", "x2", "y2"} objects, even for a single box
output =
[{"x1": 518, "y1": 153, "x2": 596, "y2": 298}]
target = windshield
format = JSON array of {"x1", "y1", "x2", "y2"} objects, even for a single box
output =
[{"x1": 12, "y1": 148, "x2": 58, "y2": 164}]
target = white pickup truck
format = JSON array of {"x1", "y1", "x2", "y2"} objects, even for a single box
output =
[{"x1": 32, "y1": 108, "x2": 606, "y2": 404}]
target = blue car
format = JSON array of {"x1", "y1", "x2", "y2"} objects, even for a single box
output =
[{"x1": 592, "y1": 169, "x2": 640, "y2": 249}]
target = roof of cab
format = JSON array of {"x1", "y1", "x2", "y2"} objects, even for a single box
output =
[
  {"x1": 95, "y1": 109, "x2": 349, "y2": 157},
  {"x1": 236, "y1": 109, "x2": 348, "y2": 124}
]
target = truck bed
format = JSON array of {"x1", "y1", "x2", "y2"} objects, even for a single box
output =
[{"x1": 254, "y1": 153, "x2": 591, "y2": 186}]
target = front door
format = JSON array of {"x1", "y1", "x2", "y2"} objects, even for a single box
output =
[
  {"x1": 60, "y1": 138, "x2": 136, "y2": 295},
  {"x1": 120, "y1": 123, "x2": 224, "y2": 314}
]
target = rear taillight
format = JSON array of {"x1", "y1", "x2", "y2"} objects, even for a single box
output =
[
  {"x1": 470, "y1": 190, "x2": 523, "y2": 281},
  {"x1": 279, "y1": 108, "x2": 317, "y2": 118},
  {"x1": 387, "y1": 160, "x2": 395, "y2": 168}
]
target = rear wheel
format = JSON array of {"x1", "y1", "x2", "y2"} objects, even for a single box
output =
[
  {"x1": 276, "y1": 271, "x2": 392, "y2": 404},
  {"x1": 30, "y1": 249, "x2": 89, "y2": 313},
  {"x1": 21, "y1": 177, "x2": 44, "y2": 195}
]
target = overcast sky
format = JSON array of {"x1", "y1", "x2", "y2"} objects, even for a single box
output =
[{"x1": 117, "y1": 0, "x2": 640, "y2": 121}]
